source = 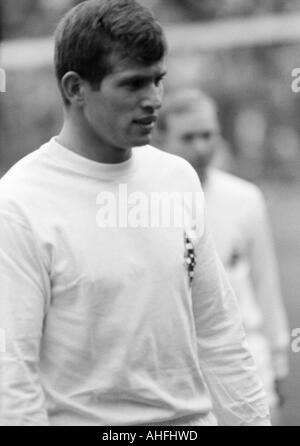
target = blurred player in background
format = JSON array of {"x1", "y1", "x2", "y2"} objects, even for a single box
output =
[{"x1": 157, "y1": 88, "x2": 290, "y2": 424}]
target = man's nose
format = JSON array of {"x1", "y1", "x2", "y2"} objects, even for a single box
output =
[
  {"x1": 193, "y1": 138, "x2": 210, "y2": 154},
  {"x1": 141, "y1": 85, "x2": 163, "y2": 112}
]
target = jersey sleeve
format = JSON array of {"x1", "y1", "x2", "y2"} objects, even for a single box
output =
[
  {"x1": 0, "y1": 211, "x2": 51, "y2": 425},
  {"x1": 247, "y1": 190, "x2": 290, "y2": 379},
  {"x1": 187, "y1": 170, "x2": 270, "y2": 426}
]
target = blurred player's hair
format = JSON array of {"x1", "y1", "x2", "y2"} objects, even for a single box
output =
[
  {"x1": 54, "y1": 0, "x2": 167, "y2": 104},
  {"x1": 157, "y1": 89, "x2": 218, "y2": 133}
]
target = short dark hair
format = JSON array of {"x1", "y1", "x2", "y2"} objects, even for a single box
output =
[{"x1": 54, "y1": 0, "x2": 167, "y2": 102}]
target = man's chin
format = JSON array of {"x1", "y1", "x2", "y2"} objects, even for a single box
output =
[
  {"x1": 195, "y1": 159, "x2": 211, "y2": 171},
  {"x1": 132, "y1": 134, "x2": 153, "y2": 147}
]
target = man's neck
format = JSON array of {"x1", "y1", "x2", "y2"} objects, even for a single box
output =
[
  {"x1": 196, "y1": 167, "x2": 209, "y2": 188},
  {"x1": 57, "y1": 114, "x2": 132, "y2": 164}
]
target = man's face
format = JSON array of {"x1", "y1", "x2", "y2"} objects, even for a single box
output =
[
  {"x1": 82, "y1": 53, "x2": 167, "y2": 152},
  {"x1": 163, "y1": 102, "x2": 220, "y2": 172}
]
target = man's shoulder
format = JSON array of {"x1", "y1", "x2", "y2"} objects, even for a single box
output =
[
  {"x1": 0, "y1": 141, "x2": 51, "y2": 187},
  {"x1": 135, "y1": 144, "x2": 185, "y2": 165},
  {"x1": 137, "y1": 145, "x2": 201, "y2": 183},
  {"x1": 0, "y1": 140, "x2": 52, "y2": 213},
  {"x1": 209, "y1": 169, "x2": 263, "y2": 205}
]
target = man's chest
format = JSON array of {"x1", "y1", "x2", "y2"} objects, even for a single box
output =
[{"x1": 206, "y1": 198, "x2": 249, "y2": 271}]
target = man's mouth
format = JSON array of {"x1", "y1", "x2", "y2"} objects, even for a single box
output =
[{"x1": 133, "y1": 116, "x2": 157, "y2": 126}]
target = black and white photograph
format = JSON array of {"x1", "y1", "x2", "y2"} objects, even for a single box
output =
[{"x1": 0, "y1": 0, "x2": 300, "y2": 428}]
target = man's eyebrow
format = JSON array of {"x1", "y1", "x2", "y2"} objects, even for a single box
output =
[
  {"x1": 158, "y1": 70, "x2": 167, "y2": 77},
  {"x1": 118, "y1": 71, "x2": 167, "y2": 83},
  {"x1": 157, "y1": 70, "x2": 167, "y2": 79}
]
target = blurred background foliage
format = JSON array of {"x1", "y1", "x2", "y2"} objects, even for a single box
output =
[
  {"x1": 1, "y1": 0, "x2": 300, "y2": 425},
  {"x1": 3, "y1": 0, "x2": 300, "y2": 38}
]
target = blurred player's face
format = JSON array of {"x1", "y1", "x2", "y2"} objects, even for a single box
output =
[
  {"x1": 82, "y1": 53, "x2": 166, "y2": 152},
  {"x1": 163, "y1": 102, "x2": 220, "y2": 173}
]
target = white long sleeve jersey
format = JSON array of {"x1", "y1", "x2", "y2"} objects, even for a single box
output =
[{"x1": 0, "y1": 139, "x2": 270, "y2": 426}]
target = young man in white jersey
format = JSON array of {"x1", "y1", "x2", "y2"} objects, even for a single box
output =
[
  {"x1": 0, "y1": 1, "x2": 270, "y2": 426},
  {"x1": 157, "y1": 88, "x2": 290, "y2": 424}
]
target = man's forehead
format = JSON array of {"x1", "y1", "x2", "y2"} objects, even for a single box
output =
[
  {"x1": 110, "y1": 55, "x2": 167, "y2": 78},
  {"x1": 169, "y1": 106, "x2": 218, "y2": 124},
  {"x1": 168, "y1": 108, "x2": 219, "y2": 133}
]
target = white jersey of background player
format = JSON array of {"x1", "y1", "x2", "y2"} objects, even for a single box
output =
[{"x1": 157, "y1": 89, "x2": 290, "y2": 423}]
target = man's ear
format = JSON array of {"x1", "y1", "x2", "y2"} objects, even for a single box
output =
[{"x1": 60, "y1": 71, "x2": 85, "y2": 106}]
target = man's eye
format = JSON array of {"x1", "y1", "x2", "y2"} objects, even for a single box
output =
[
  {"x1": 200, "y1": 131, "x2": 213, "y2": 140},
  {"x1": 182, "y1": 134, "x2": 194, "y2": 143},
  {"x1": 124, "y1": 75, "x2": 165, "y2": 90},
  {"x1": 126, "y1": 80, "x2": 145, "y2": 90},
  {"x1": 154, "y1": 77, "x2": 163, "y2": 87}
]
